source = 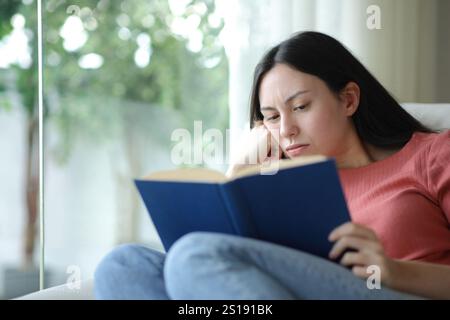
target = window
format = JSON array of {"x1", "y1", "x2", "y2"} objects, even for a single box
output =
[{"x1": 0, "y1": 0, "x2": 228, "y2": 297}]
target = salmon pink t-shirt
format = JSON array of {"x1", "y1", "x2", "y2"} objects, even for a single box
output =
[{"x1": 338, "y1": 130, "x2": 450, "y2": 265}]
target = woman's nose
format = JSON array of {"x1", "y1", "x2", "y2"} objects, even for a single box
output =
[{"x1": 280, "y1": 116, "x2": 299, "y2": 139}]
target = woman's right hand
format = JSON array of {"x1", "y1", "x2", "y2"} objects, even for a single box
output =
[{"x1": 226, "y1": 121, "x2": 282, "y2": 177}]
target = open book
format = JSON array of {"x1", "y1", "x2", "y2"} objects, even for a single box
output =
[{"x1": 134, "y1": 155, "x2": 351, "y2": 259}]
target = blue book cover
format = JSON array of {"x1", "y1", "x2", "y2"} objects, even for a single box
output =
[{"x1": 134, "y1": 156, "x2": 351, "y2": 259}]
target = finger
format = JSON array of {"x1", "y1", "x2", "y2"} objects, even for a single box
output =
[
  {"x1": 270, "y1": 132, "x2": 282, "y2": 160},
  {"x1": 243, "y1": 126, "x2": 269, "y2": 164},
  {"x1": 340, "y1": 251, "x2": 371, "y2": 267},
  {"x1": 352, "y1": 266, "x2": 370, "y2": 279},
  {"x1": 253, "y1": 120, "x2": 264, "y2": 128},
  {"x1": 257, "y1": 128, "x2": 271, "y2": 162},
  {"x1": 329, "y1": 236, "x2": 382, "y2": 260},
  {"x1": 329, "y1": 222, "x2": 378, "y2": 242},
  {"x1": 266, "y1": 138, "x2": 282, "y2": 160}
]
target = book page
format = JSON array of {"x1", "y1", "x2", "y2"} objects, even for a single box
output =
[
  {"x1": 142, "y1": 167, "x2": 227, "y2": 183},
  {"x1": 141, "y1": 155, "x2": 328, "y2": 183},
  {"x1": 229, "y1": 155, "x2": 328, "y2": 180}
]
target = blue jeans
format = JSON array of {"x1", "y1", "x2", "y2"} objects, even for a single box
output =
[{"x1": 94, "y1": 232, "x2": 422, "y2": 299}]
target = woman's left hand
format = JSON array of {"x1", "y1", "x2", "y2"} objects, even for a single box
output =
[{"x1": 328, "y1": 222, "x2": 398, "y2": 287}]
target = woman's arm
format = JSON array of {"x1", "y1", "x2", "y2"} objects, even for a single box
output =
[
  {"x1": 388, "y1": 259, "x2": 450, "y2": 300},
  {"x1": 329, "y1": 222, "x2": 450, "y2": 299},
  {"x1": 389, "y1": 130, "x2": 450, "y2": 299}
]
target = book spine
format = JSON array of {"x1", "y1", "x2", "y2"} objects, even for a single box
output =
[{"x1": 217, "y1": 181, "x2": 259, "y2": 238}]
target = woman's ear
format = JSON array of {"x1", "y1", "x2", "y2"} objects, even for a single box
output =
[{"x1": 339, "y1": 82, "x2": 360, "y2": 117}]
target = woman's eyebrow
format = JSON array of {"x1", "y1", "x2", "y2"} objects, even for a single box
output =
[
  {"x1": 284, "y1": 90, "x2": 310, "y2": 104},
  {"x1": 261, "y1": 90, "x2": 310, "y2": 111},
  {"x1": 260, "y1": 106, "x2": 277, "y2": 112}
]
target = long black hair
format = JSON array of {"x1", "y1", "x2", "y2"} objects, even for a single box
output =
[{"x1": 250, "y1": 31, "x2": 435, "y2": 150}]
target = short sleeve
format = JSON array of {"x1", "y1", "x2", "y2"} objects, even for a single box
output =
[{"x1": 427, "y1": 130, "x2": 450, "y2": 223}]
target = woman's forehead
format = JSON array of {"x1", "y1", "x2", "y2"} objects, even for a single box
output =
[{"x1": 259, "y1": 65, "x2": 318, "y2": 102}]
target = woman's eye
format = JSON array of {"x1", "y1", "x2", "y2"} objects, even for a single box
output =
[
  {"x1": 294, "y1": 105, "x2": 307, "y2": 111},
  {"x1": 266, "y1": 115, "x2": 279, "y2": 121}
]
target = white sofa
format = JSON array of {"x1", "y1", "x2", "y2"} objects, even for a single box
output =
[
  {"x1": 401, "y1": 103, "x2": 450, "y2": 132},
  {"x1": 15, "y1": 103, "x2": 450, "y2": 300},
  {"x1": 16, "y1": 279, "x2": 95, "y2": 300}
]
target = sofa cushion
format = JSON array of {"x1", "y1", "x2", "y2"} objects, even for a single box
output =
[
  {"x1": 14, "y1": 279, "x2": 94, "y2": 300},
  {"x1": 402, "y1": 103, "x2": 450, "y2": 131}
]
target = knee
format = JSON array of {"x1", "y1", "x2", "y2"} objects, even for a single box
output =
[
  {"x1": 166, "y1": 232, "x2": 220, "y2": 260},
  {"x1": 163, "y1": 232, "x2": 228, "y2": 298},
  {"x1": 96, "y1": 243, "x2": 142, "y2": 269},
  {"x1": 95, "y1": 243, "x2": 161, "y2": 281},
  {"x1": 164, "y1": 232, "x2": 233, "y2": 277}
]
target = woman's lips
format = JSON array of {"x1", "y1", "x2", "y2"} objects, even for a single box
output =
[{"x1": 285, "y1": 144, "x2": 310, "y2": 157}]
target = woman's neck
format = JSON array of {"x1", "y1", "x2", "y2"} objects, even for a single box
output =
[
  {"x1": 364, "y1": 143, "x2": 401, "y2": 162},
  {"x1": 334, "y1": 134, "x2": 374, "y2": 169},
  {"x1": 336, "y1": 142, "x2": 401, "y2": 169}
]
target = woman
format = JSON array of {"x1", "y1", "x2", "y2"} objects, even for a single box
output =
[{"x1": 94, "y1": 31, "x2": 450, "y2": 299}]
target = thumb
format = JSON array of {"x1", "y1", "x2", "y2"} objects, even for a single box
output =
[{"x1": 263, "y1": 140, "x2": 282, "y2": 164}]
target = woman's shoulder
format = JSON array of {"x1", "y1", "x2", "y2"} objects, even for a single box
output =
[
  {"x1": 386, "y1": 130, "x2": 450, "y2": 175},
  {"x1": 415, "y1": 130, "x2": 450, "y2": 206},
  {"x1": 426, "y1": 129, "x2": 450, "y2": 164},
  {"x1": 410, "y1": 130, "x2": 450, "y2": 182},
  {"x1": 412, "y1": 129, "x2": 450, "y2": 142},
  {"x1": 412, "y1": 129, "x2": 450, "y2": 155}
]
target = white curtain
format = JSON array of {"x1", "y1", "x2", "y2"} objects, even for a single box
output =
[{"x1": 219, "y1": 0, "x2": 441, "y2": 155}]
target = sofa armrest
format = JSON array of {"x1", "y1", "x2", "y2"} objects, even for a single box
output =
[
  {"x1": 14, "y1": 278, "x2": 95, "y2": 300},
  {"x1": 401, "y1": 103, "x2": 450, "y2": 131}
]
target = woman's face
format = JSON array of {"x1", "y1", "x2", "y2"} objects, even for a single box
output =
[{"x1": 259, "y1": 63, "x2": 358, "y2": 161}]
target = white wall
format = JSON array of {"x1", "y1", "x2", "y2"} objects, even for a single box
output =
[{"x1": 436, "y1": 0, "x2": 450, "y2": 102}]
